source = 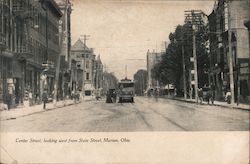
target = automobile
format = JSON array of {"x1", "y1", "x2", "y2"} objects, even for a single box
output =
[{"x1": 83, "y1": 90, "x2": 95, "y2": 101}]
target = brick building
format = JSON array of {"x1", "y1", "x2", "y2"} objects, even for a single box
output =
[
  {"x1": 208, "y1": 0, "x2": 250, "y2": 102},
  {"x1": 0, "y1": 0, "x2": 64, "y2": 108},
  {"x1": 71, "y1": 39, "x2": 103, "y2": 98}
]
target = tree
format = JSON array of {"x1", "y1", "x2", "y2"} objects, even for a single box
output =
[
  {"x1": 102, "y1": 72, "x2": 118, "y2": 94},
  {"x1": 133, "y1": 69, "x2": 148, "y2": 96},
  {"x1": 152, "y1": 22, "x2": 209, "y2": 96}
]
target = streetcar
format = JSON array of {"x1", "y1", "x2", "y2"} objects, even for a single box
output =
[{"x1": 118, "y1": 78, "x2": 135, "y2": 103}]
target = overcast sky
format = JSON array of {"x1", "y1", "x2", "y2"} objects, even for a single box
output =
[{"x1": 70, "y1": 0, "x2": 214, "y2": 80}]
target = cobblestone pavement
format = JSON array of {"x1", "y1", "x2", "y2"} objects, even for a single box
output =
[{"x1": 1, "y1": 97, "x2": 249, "y2": 132}]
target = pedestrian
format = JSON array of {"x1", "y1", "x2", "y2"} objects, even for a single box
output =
[
  {"x1": 76, "y1": 90, "x2": 80, "y2": 102},
  {"x1": 225, "y1": 90, "x2": 231, "y2": 104},
  {"x1": 198, "y1": 88, "x2": 203, "y2": 104},
  {"x1": 206, "y1": 89, "x2": 212, "y2": 105},
  {"x1": 42, "y1": 90, "x2": 48, "y2": 109},
  {"x1": 35, "y1": 92, "x2": 39, "y2": 104},
  {"x1": 112, "y1": 90, "x2": 117, "y2": 103},
  {"x1": 72, "y1": 91, "x2": 76, "y2": 103},
  {"x1": 210, "y1": 84, "x2": 215, "y2": 105},
  {"x1": 6, "y1": 93, "x2": 11, "y2": 110},
  {"x1": 28, "y1": 90, "x2": 33, "y2": 106}
]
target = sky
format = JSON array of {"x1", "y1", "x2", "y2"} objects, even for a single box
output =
[{"x1": 70, "y1": 0, "x2": 214, "y2": 80}]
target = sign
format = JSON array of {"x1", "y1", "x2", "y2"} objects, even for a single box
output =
[
  {"x1": 191, "y1": 81, "x2": 195, "y2": 85},
  {"x1": 7, "y1": 78, "x2": 13, "y2": 84},
  {"x1": 191, "y1": 70, "x2": 195, "y2": 74},
  {"x1": 240, "y1": 63, "x2": 249, "y2": 75},
  {"x1": 190, "y1": 57, "x2": 194, "y2": 62}
]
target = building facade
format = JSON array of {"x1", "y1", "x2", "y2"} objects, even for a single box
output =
[
  {"x1": 208, "y1": 0, "x2": 250, "y2": 102},
  {"x1": 71, "y1": 39, "x2": 103, "y2": 97},
  {"x1": 0, "y1": 0, "x2": 64, "y2": 108},
  {"x1": 146, "y1": 49, "x2": 162, "y2": 94}
]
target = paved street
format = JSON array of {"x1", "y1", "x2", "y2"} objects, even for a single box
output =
[{"x1": 1, "y1": 97, "x2": 249, "y2": 132}]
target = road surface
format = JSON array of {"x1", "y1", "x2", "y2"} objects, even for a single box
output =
[{"x1": 1, "y1": 97, "x2": 249, "y2": 131}]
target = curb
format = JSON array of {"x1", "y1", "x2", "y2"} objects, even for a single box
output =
[
  {"x1": 0, "y1": 101, "x2": 80, "y2": 121},
  {"x1": 169, "y1": 97, "x2": 249, "y2": 111}
]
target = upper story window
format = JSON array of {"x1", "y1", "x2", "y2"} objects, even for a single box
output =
[
  {"x1": 86, "y1": 60, "x2": 89, "y2": 69},
  {"x1": 86, "y1": 73, "x2": 89, "y2": 80}
]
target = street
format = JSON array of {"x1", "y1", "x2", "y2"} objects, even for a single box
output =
[{"x1": 1, "y1": 97, "x2": 249, "y2": 132}]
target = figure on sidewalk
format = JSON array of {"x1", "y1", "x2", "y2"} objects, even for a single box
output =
[
  {"x1": 29, "y1": 90, "x2": 33, "y2": 106},
  {"x1": 42, "y1": 90, "x2": 48, "y2": 109},
  {"x1": 210, "y1": 84, "x2": 215, "y2": 105},
  {"x1": 198, "y1": 88, "x2": 203, "y2": 104},
  {"x1": 206, "y1": 89, "x2": 212, "y2": 105},
  {"x1": 6, "y1": 93, "x2": 11, "y2": 110},
  {"x1": 225, "y1": 90, "x2": 231, "y2": 104}
]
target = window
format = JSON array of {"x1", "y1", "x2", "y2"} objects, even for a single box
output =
[
  {"x1": 85, "y1": 90, "x2": 91, "y2": 96},
  {"x1": 86, "y1": 60, "x2": 89, "y2": 68},
  {"x1": 86, "y1": 73, "x2": 89, "y2": 80}
]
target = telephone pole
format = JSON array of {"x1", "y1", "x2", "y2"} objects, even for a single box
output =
[
  {"x1": 80, "y1": 34, "x2": 90, "y2": 97},
  {"x1": 192, "y1": 24, "x2": 198, "y2": 103},
  {"x1": 181, "y1": 30, "x2": 187, "y2": 100},
  {"x1": 227, "y1": 0, "x2": 235, "y2": 106},
  {"x1": 185, "y1": 10, "x2": 206, "y2": 103},
  {"x1": 53, "y1": 0, "x2": 69, "y2": 105}
]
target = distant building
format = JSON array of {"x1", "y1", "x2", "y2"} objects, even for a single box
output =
[
  {"x1": 94, "y1": 55, "x2": 104, "y2": 90},
  {"x1": 146, "y1": 50, "x2": 162, "y2": 92},
  {"x1": 208, "y1": 0, "x2": 250, "y2": 102},
  {"x1": 71, "y1": 39, "x2": 103, "y2": 97}
]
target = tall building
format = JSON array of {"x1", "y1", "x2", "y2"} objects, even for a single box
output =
[
  {"x1": 146, "y1": 50, "x2": 162, "y2": 92},
  {"x1": 0, "y1": 0, "x2": 63, "y2": 108},
  {"x1": 208, "y1": 0, "x2": 250, "y2": 102}
]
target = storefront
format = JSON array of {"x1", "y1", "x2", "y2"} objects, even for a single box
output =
[{"x1": 0, "y1": 55, "x2": 14, "y2": 108}]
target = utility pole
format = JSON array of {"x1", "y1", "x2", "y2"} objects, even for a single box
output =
[
  {"x1": 192, "y1": 23, "x2": 198, "y2": 103},
  {"x1": 181, "y1": 30, "x2": 187, "y2": 100},
  {"x1": 227, "y1": 0, "x2": 235, "y2": 106},
  {"x1": 80, "y1": 34, "x2": 90, "y2": 97},
  {"x1": 185, "y1": 10, "x2": 205, "y2": 103},
  {"x1": 53, "y1": 0, "x2": 69, "y2": 105}
]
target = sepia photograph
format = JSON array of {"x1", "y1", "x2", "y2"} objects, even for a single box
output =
[{"x1": 0, "y1": 0, "x2": 249, "y2": 163}]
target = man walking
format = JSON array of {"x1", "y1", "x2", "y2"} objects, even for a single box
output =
[
  {"x1": 198, "y1": 88, "x2": 203, "y2": 104},
  {"x1": 42, "y1": 90, "x2": 48, "y2": 109}
]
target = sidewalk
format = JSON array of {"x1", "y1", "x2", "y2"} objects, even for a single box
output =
[
  {"x1": 169, "y1": 96, "x2": 250, "y2": 110},
  {"x1": 0, "y1": 99, "x2": 77, "y2": 121}
]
